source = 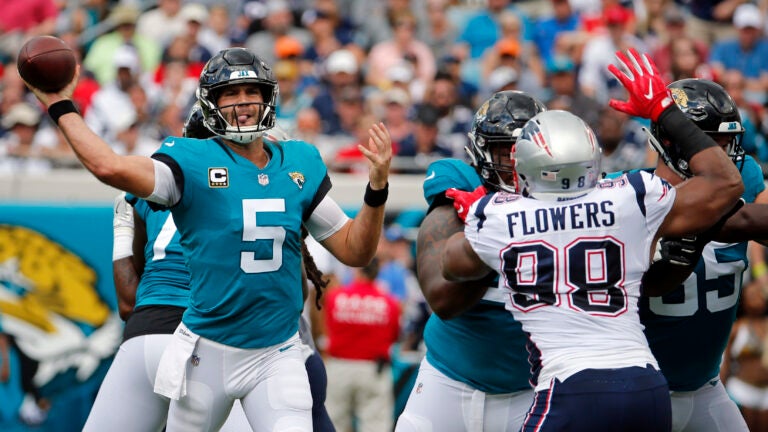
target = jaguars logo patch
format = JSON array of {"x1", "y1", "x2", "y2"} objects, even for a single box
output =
[
  {"x1": 289, "y1": 172, "x2": 305, "y2": 190},
  {"x1": 670, "y1": 88, "x2": 688, "y2": 108}
]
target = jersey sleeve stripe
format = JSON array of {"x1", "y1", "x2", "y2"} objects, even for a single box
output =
[
  {"x1": 626, "y1": 171, "x2": 647, "y2": 218},
  {"x1": 304, "y1": 174, "x2": 332, "y2": 221}
]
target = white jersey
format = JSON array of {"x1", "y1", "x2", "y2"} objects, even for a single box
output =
[{"x1": 464, "y1": 171, "x2": 675, "y2": 391}]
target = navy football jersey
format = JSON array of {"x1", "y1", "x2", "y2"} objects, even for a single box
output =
[{"x1": 640, "y1": 156, "x2": 765, "y2": 390}]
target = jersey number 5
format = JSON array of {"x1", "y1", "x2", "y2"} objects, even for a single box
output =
[{"x1": 241, "y1": 199, "x2": 286, "y2": 273}]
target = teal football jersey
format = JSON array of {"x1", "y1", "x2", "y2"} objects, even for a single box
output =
[
  {"x1": 125, "y1": 195, "x2": 190, "y2": 309},
  {"x1": 153, "y1": 137, "x2": 329, "y2": 348},
  {"x1": 422, "y1": 159, "x2": 531, "y2": 393},
  {"x1": 617, "y1": 156, "x2": 764, "y2": 391}
]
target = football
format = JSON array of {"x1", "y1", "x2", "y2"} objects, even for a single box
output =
[{"x1": 17, "y1": 36, "x2": 77, "y2": 92}]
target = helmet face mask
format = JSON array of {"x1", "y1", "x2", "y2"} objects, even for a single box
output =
[
  {"x1": 466, "y1": 91, "x2": 547, "y2": 193},
  {"x1": 197, "y1": 48, "x2": 279, "y2": 144},
  {"x1": 513, "y1": 110, "x2": 602, "y2": 201},
  {"x1": 650, "y1": 78, "x2": 745, "y2": 178}
]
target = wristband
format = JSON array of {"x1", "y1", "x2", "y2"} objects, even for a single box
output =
[
  {"x1": 48, "y1": 100, "x2": 79, "y2": 125},
  {"x1": 113, "y1": 226, "x2": 134, "y2": 261},
  {"x1": 364, "y1": 182, "x2": 388, "y2": 207},
  {"x1": 657, "y1": 106, "x2": 718, "y2": 162}
]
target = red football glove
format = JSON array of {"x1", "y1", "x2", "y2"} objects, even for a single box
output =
[
  {"x1": 607, "y1": 48, "x2": 673, "y2": 122},
  {"x1": 445, "y1": 185, "x2": 488, "y2": 222}
]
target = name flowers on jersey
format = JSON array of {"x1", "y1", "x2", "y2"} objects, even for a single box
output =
[{"x1": 490, "y1": 193, "x2": 617, "y2": 238}]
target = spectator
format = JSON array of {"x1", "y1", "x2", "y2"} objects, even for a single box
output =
[
  {"x1": 481, "y1": 36, "x2": 544, "y2": 100},
  {"x1": 721, "y1": 279, "x2": 768, "y2": 431},
  {"x1": 532, "y1": 0, "x2": 583, "y2": 64},
  {"x1": 85, "y1": 45, "x2": 159, "y2": 146},
  {"x1": 709, "y1": 3, "x2": 768, "y2": 107},
  {"x1": 397, "y1": 104, "x2": 453, "y2": 173},
  {"x1": 311, "y1": 49, "x2": 364, "y2": 136},
  {"x1": 720, "y1": 69, "x2": 768, "y2": 171},
  {"x1": 177, "y1": 3, "x2": 213, "y2": 65},
  {"x1": 0, "y1": 0, "x2": 58, "y2": 62},
  {"x1": 437, "y1": 55, "x2": 478, "y2": 109},
  {"x1": 136, "y1": 0, "x2": 186, "y2": 48},
  {"x1": 579, "y1": 4, "x2": 646, "y2": 104},
  {"x1": 418, "y1": 0, "x2": 459, "y2": 61},
  {"x1": 485, "y1": 65, "x2": 520, "y2": 97},
  {"x1": 377, "y1": 87, "x2": 414, "y2": 145},
  {"x1": 422, "y1": 72, "x2": 474, "y2": 158},
  {"x1": 544, "y1": 54, "x2": 602, "y2": 132},
  {"x1": 685, "y1": 0, "x2": 742, "y2": 44},
  {"x1": 245, "y1": 0, "x2": 312, "y2": 66},
  {"x1": 293, "y1": 107, "x2": 341, "y2": 164},
  {"x1": 324, "y1": 258, "x2": 401, "y2": 432},
  {"x1": 366, "y1": 11, "x2": 437, "y2": 90},
  {"x1": 0, "y1": 103, "x2": 53, "y2": 174},
  {"x1": 274, "y1": 59, "x2": 313, "y2": 135},
  {"x1": 82, "y1": 4, "x2": 161, "y2": 86},
  {"x1": 651, "y1": 7, "x2": 710, "y2": 82},
  {"x1": 596, "y1": 108, "x2": 652, "y2": 174},
  {"x1": 455, "y1": 0, "x2": 533, "y2": 86},
  {"x1": 197, "y1": 4, "x2": 233, "y2": 55}
]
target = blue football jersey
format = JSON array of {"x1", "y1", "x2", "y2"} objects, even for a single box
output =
[
  {"x1": 619, "y1": 156, "x2": 764, "y2": 391},
  {"x1": 153, "y1": 137, "x2": 329, "y2": 348},
  {"x1": 422, "y1": 159, "x2": 531, "y2": 393},
  {"x1": 125, "y1": 194, "x2": 190, "y2": 309}
]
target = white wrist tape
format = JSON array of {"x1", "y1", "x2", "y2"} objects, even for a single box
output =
[{"x1": 113, "y1": 226, "x2": 135, "y2": 261}]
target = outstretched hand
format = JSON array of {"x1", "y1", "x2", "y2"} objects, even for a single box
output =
[
  {"x1": 607, "y1": 48, "x2": 673, "y2": 122},
  {"x1": 446, "y1": 185, "x2": 488, "y2": 222},
  {"x1": 21, "y1": 63, "x2": 81, "y2": 109},
  {"x1": 358, "y1": 122, "x2": 392, "y2": 190}
]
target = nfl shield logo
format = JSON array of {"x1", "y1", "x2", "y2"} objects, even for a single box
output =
[{"x1": 258, "y1": 173, "x2": 269, "y2": 186}]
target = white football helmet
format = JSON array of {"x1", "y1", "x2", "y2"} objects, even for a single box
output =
[{"x1": 513, "y1": 110, "x2": 602, "y2": 200}]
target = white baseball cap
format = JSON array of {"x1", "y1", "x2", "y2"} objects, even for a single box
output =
[
  {"x1": 325, "y1": 49, "x2": 358, "y2": 74},
  {"x1": 733, "y1": 3, "x2": 763, "y2": 29}
]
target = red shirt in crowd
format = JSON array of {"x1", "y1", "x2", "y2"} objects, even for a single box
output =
[
  {"x1": 0, "y1": 0, "x2": 58, "y2": 32},
  {"x1": 324, "y1": 279, "x2": 401, "y2": 362}
]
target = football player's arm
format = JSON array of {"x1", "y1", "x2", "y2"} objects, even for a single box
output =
[
  {"x1": 22, "y1": 65, "x2": 156, "y2": 197},
  {"x1": 416, "y1": 203, "x2": 490, "y2": 319},
  {"x1": 643, "y1": 198, "x2": 746, "y2": 297},
  {"x1": 112, "y1": 209, "x2": 145, "y2": 321},
  {"x1": 0, "y1": 332, "x2": 9, "y2": 382},
  {"x1": 712, "y1": 188, "x2": 768, "y2": 245},
  {"x1": 441, "y1": 232, "x2": 493, "y2": 283},
  {"x1": 320, "y1": 123, "x2": 392, "y2": 266},
  {"x1": 656, "y1": 109, "x2": 743, "y2": 238}
]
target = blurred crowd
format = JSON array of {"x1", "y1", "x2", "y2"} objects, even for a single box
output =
[
  {"x1": 4, "y1": 0, "x2": 768, "y2": 428},
  {"x1": 2, "y1": 0, "x2": 768, "y2": 177}
]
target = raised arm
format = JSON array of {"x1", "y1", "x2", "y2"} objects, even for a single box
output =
[
  {"x1": 607, "y1": 49, "x2": 743, "y2": 238},
  {"x1": 22, "y1": 65, "x2": 156, "y2": 197},
  {"x1": 320, "y1": 123, "x2": 392, "y2": 266}
]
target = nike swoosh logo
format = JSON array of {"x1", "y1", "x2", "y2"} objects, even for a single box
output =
[
  {"x1": 278, "y1": 343, "x2": 294, "y2": 352},
  {"x1": 165, "y1": 140, "x2": 175, "y2": 147},
  {"x1": 425, "y1": 171, "x2": 436, "y2": 181},
  {"x1": 457, "y1": 205, "x2": 464, "y2": 214},
  {"x1": 644, "y1": 81, "x2": 653, "y2": 100}
]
